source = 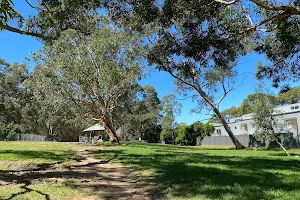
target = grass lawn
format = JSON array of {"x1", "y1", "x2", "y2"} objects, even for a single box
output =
[
  {"x1": 0, "y1": 142, "x2": 95, "y2": 200},
  {"x1": 0, "y1": 141, "x2": 78, "y2": 164},
  {"x1": 92, "y1": 142, "x2": 300, "y2": 200},
  {"x1": 1, "y1": 141, "x2": 300, "y2": 200}
]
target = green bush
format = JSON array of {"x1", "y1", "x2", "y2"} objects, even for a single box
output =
[{"x1": 0, "y1": 123, "x2": 22, "y2": 141}]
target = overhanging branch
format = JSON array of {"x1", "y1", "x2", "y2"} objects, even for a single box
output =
[
  {"x1": 3, "y1": 24, "x2": 48, "y2": 40},
  {"x1": 214, "y1": 0, "x2": 300, "y2": 13},
  {"x1": 250, "y1": 0, "x2": 300, "y2": 12}
]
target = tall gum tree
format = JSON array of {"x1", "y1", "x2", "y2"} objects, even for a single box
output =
[
  {"x1": 213, "y1": 0, "x2": 300, "y2": 89},
  {"x1": 42, "y1": 24, "x2": 143, "y2": 143},
  {"x1": 109, "y1": 1, "x2": 252, "y2": 148}
]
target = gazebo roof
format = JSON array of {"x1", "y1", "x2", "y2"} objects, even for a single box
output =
[{"x1": 83, "y1": 124, "x2": 105, "y2": 132}]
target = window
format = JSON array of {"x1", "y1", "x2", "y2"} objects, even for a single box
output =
[
  {"x1": 285, "y1": 119, "x2": 293, "y2": 129},
  {"x1": 240, "y1": 124, "x2": 248, "y2": 134},
  {"x1": 285, "y1": 118, "x2": 298, "y2": 130},
  {"x1": 217, "y1": 129, "x2": 221, "y2": 136},
  {"x1": 235, "y1": 127, "x2": 237, "y2": 129},
  {"x1": 291, "y1": 106, "x2": 299, "y2": 110}
]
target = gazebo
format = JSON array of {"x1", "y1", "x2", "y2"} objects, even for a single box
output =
[{"x1": 80, "y1": 124, "x2": 106, "y2": 143}]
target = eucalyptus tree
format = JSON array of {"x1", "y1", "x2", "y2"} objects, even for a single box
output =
[
  {"x1": 43, "y1": 23, "x2": 143, "y2": 143},
  {"x1": 24, "y1": 63, "x2": 89, "y2": 141},
  {"x1": 107, "y1": 1, "x2": 252, "y2": 148},
  {"x1": 0, "y1": 0, "x2": 103, "y2": 41},
  {"x1": 213, "y1": 0, "x2": 300, "y2": 89},
  {"x1": 0, "y1": 0, "x2": 17, "y2": 30},
  {"x1": 114, "y1": 84, "x2": 162, "y2": 142},
  {"x1": 161, "y1": 94, "x2": 182, "y2": 144},
  {"x1": 277, "y1": 87, "x2": 300, "y2": 105},
  {"x1": 253, "y1": 86, "x2": 291, "y2": 156},
  {"x1": 0, "y1": 59, "x2": 29, "y2": 127}
]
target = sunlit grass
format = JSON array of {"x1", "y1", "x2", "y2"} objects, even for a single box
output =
[
  {"x1": 0, "y1": 141, "x2": 78, "y2": 164},
  {"x1": 93, "y1": 142, "x2": 300, "y2": 200}
]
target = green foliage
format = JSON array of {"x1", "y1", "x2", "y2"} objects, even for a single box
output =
[
  {"x1": 160, "y1": 129, "x2": 168, "y2": 141},
  {"x1": 0, "y1": 0, "x2": 18, "y2": 29},
  {"x1": 114, "y1": 84, "x2": 162, "y2": 142},
  {"x1": 278, "y1": 87, "x2": 300, "y2": 105},
  {"x1": 25, "y1": 62, "x2": 89, "y2": 141},
  {"x1": 175, "y1": 122, "x2": 214, "y2": 146},
  {"x1": 253, "y1": 93, "x2": 280, "y2": 142},
  {"x1": 175, "y1": 125, "x2": 191, "y2": 144},
  {"x1": 0, "y1": 123, "x2": 22, "y2": 141},
  {"x1": 160, "y1": 94, "x2": 182, "y2": 144},
  {"x1": 256, "y1": 15, "x2": 300, "y2": 89}
]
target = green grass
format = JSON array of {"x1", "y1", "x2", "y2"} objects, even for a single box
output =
[
  {"x1": 92, "y1": 142, "x2": 300, "y2": 200},
  {"x1": 0, "y1": 142, "x2": 95, "y2": 200},
  {"x1": 1, "y1": 141, "x2": 300, "y2": 199},
  {"x1": 0, "y1": 141, "x2": 77, "y2": 164},
  {"x1": 0, "y1": 183, "x2": 93, "y2": 200}
]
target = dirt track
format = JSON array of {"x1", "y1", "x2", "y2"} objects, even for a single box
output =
[{"x1": 0, "y1": 147, "x2": 157, "y2": 200}]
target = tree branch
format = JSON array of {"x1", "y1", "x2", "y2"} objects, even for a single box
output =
[
  {"x1": 250, "y1": 0, "x2": 300, "y2": 12},
  {"x1": 217, "y1": 76, "x2": 229, "y2": 109},
  {"x1": 213, "y1": 0, "x2": 240, "y2": 5},
  {"x1": 26, "y1": 0, "x2": 38, "y2": 9},
  {"x1": 214, "y1": 0, "x2": 300, "y2": 13},
  {"x1": 3, "y1": 24, "x2": 48, "y2": 39}
]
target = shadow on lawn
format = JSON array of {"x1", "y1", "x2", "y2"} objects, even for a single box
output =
[
  {"x1": 92, "y1": 145, "x2": 300, "y2": 200},
  {"x1": 2, "y1": 185, "x2": 51, "y2": 200},
  {"x1": 0, "y1": 149, "x2": 152, "y2": 200}
]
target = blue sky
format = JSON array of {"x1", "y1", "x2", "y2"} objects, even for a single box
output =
[{"x1": 1, "y1": 1, "x2": 297, "y2": 125}]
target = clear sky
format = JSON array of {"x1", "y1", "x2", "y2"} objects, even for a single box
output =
[{"x1": 1, "y1": 1, "x2": 297, "y2": 125}]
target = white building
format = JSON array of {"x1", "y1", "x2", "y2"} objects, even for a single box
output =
[{"x1": 213, "y1": 103, "x2": 300, "y2": 136}]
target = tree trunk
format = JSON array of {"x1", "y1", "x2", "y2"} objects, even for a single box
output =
[
  {"x1": 275, "y1": 139, "x2": 290, "y2": 156},
  {"x1": 194, "y1": 87, "x2": 246, "y2": 149},
  {"x1": 213, "y1": 107, "x2": 246, "y2": 149},
  {"x1": 167, "y1": 71, "x2": 245, "y2": 149},
  {"x1": 101, "y1": 112, "x2": 120, "y2": 144}
]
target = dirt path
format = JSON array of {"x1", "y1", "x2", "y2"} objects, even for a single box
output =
[{"x1": 0, "y1": 148, "x2": 156, "y2": 200}]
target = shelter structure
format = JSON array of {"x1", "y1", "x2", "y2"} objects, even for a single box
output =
[{"x1": 80, "y1": 124, "x2": 106, "y2": 143}]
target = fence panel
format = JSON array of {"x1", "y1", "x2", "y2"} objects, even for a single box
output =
[{"x1": 200, "y1": 134, "x2": 300, "y2": 148}]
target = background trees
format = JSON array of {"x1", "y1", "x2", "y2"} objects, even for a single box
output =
[
  {"x1": 175, "y1": 122, "x2": 215, "y2": 146},
  {"x1": 253, "y1": 88, "x2": 291, "y2": 156},
  {"x1": 0, "y1": 59, "x2": 30, "y2": 140},
  {"x1": 160, "y1": 94, "x2": 182, "y2": 144},
  {"x1": 40, "y1": 22, "x2": 143, "y2": 143},
  {"x1": 113, "y1": 84, "x2": 162, "y2": 142}
]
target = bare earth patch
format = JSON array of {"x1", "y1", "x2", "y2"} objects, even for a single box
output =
[{"x1": 0, "y1": 146, "x2": 154, "y2": 200}]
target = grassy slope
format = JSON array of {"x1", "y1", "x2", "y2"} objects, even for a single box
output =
[{"x1": 92, "y1": 143, "x2": 300, "y2": 200}]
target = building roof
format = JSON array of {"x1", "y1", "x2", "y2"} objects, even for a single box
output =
[
  {"x1": 214, "y1": 103, "x2": 300, "y2": 127},
  {"x1": 83, "y1": 124, "x2": 105, "y2": 132}
]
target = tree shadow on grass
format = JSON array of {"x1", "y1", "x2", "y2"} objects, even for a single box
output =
[
  {"x1": 3, "y1": 184, "x2": 51, "y2": 200},
  {"x1": 0, "y1": 149, "x2": 152, "y2": 200},
  {"x1": 92, "y1": 147, "x2": 300, "y2": 200}
]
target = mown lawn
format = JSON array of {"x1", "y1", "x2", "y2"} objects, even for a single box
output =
[
  {"x1": 0, "y1": 142, "x2": 94, "y2": 200},
  {"x1": 0, "y1": 141, "x2": 78, "y2": 164},
  {"x1": 92, "y1": 142, "x2": 300, "y2": 200}
]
